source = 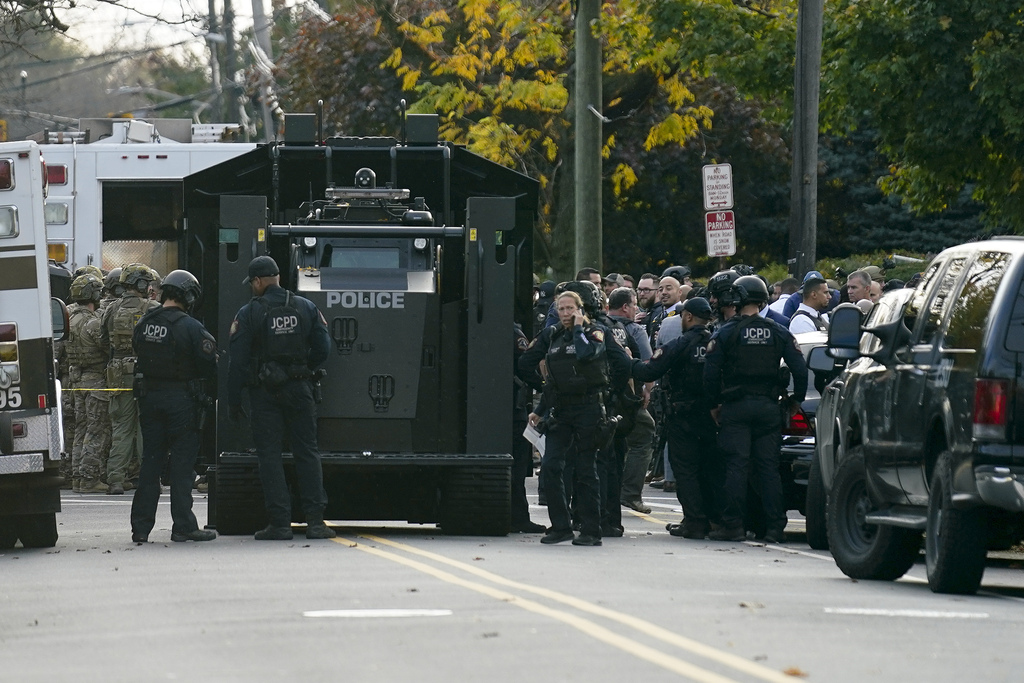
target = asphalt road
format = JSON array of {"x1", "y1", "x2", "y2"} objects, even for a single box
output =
[{"x1": 3, "y1": 482, "x2": 1024, "y2": 683}]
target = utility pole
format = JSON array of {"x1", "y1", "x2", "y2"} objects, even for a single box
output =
[
  {"x1": 251, "y1": 0, "x2": 275, "y2": 141},
  {"x1": 223, "y1": 0, "x2": 242, "y2": 124},
  {"x1": 207, "y1": 0, "x2": 223, "y2": 121},
  {"x1": 787, "y1": 0, "x2": 824, "y2": 279},
  {"x1": 574, "y1": 0, "x2": 602, "y2": 273}
]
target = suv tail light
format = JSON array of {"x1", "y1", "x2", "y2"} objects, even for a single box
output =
[
  {"x1": 784, "y1": 408, "x2": 814, "y2": 437},
  {"x1": 974, "y1": 378, "x2": 1009, "y2": 441}
]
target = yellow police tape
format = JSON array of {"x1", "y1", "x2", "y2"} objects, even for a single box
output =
[{"x1": 65, "y1": 388, "x2": 134, "y2": 392}]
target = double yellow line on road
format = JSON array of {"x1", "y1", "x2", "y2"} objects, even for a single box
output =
[{"x1": 332, "y1": 533, "x2": 799, "y2": 683}]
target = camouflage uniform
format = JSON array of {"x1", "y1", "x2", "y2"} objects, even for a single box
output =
[
  {"x1": 101, "y1": 289, "x2": 159, "y2": 490},
  {"x1": 55, "y1": 303, "x2": 78, "y2": 487},
  {"x1": 67, "y1": 303, "x2": 111, "y2": 490}
]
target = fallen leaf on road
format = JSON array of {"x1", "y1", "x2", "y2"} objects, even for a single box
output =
[{"x1": 783, "y1": 667, "x2": 808, "y2": 678}]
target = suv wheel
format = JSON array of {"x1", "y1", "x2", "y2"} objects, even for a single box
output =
[
  {"x1": 827, "y1": 446, "x2": 921, "y2": 580},
  {"x1": 805, "y1": 452, "x2": 829, "y2": 550},
  {"x1": 925, "y1": 451, "x2": 987, "y2": 594}
]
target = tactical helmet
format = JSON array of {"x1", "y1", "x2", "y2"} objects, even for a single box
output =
[
  {"x1": 661, "y1": 265, "x2": 691, "y2": 282},
  {"x1": 708, "y1": 269, "x2": 739, "y2": 297},
  {"x1": 74, "y1": 265, "x2": 103, "y2": 280},
  {"x1": 119, "y1": 263, "x2": 158, "y2": 292},
  {"x1": 563, "y1": 280, "x2": 603, "y2": 317},
  {"x1": 104, "y1": 267, "x2": 123, "y2": 294},
  {"x1": 160, "y1": 270, "x2": 202, "y2": 309},
  {"x1": 731, "y1": 264, "x2": 756, "y2": 277},
  {"x1": 70, "y1": 273, "x2": 104, "y2": 304},
  {"x1": 734, "y1": 275, "x2": 770, "y2": 307}
]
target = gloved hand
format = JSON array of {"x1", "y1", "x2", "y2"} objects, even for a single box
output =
[{"x1": 228, "y1": 404, "x2": 247, "y2": 424}]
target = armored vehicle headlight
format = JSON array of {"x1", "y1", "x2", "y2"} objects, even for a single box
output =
[
  {"x1": 303, "y1": 236, "x2": 317, "y2": 250},
  {"x1": 413, "y1": 238, "x2": 427, "y2": 251}
]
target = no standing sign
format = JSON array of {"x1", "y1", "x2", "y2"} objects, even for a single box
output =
[{"x1": 703, "y1": 163, "x2": 736, "y2": 257}]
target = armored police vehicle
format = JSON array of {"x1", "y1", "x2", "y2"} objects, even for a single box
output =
[
  {"x1": 182, "y1": 112, "x2": 538, "y2": 536},
  {"x1": 0, "y1": 141, "x2": 68, "y2": 549}
]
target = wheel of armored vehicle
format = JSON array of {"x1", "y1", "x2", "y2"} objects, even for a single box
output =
[
  {"x1": 439, "y1": 466, "x2": 511, "y2": 536},
  {"x1": 925, "y1": 452, "x2": 987, "y2": 595},
  {"x1": 16, "y1": 513, "x2": 58, "y2": 548},
  {"x1": 805, "y1": 452, "x2": 829, "y2": 550},
  {"x1": 214, "y1": 461, "x2": 267, "y2": 535},
  {"x1": 827, "y1": 447, "x2": 921, "y2": 581}
]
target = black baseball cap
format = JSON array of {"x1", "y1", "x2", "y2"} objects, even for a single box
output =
[
  {"x1": 682, "y1": 297, "x2": 713, "y2": 320},
  {"x1": 243, "y1": 255, "x2": 280, "y2": 284}
]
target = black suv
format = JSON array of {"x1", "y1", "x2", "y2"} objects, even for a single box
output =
[{"x1": 815, "y1": 238, "x2": 1024, "y2": 594}]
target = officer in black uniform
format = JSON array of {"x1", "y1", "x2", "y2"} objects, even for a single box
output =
[
  {"x1": 631, "y1": 297, "x2": 720, "y2": 539},
  {"x1": 703, "y1": 276, "x2": 807, "y2": 543},
  {"x1": 518, "y1": 289, "x2": 630, "y2": 546},
  {"x1": 227, "y1": 256, "x2": 334, "y2": 540},
  {"x1": 512, "y1": 324, "x2": 545, "y2": 533},
  {"x1": 130, "y1": 270, "x2": 218, "y2": 543}
]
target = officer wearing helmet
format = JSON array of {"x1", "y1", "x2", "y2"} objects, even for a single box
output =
[
  {"x1": 227, "y1": 255, "x2": 334, "y2": 541},
  {"x1": 517, "y1": 282, "x2": 631, "y2": 547},
  {"x1": 707, "y1": 269, "x2": 742, "y2": 328},
  {"x1": 101, "y1": 263, "x2": 160, "y2": 495},
  {"x1": 703, "y1": 275, "x2": 807, "y2": 543},
  {"x1": 66, "y1": 273, "x2": 111, "y2": 493},
  {"x1": 102, "y1": 267, "x2": 123, "y2": 305},
  {"x1": 130, "y1": 269, "x2": 217, "y2": 543}
]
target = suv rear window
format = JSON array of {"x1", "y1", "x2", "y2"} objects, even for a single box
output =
[
  {"x1": 944, "y1": 252, "x2": 1011, "y2": 353},
  {"x1": 1006, "y1": 261, "x2": 1024, "y2": 352},
  {"x1": 918, "y1": 258, "x2": 966, "y2": 346}
]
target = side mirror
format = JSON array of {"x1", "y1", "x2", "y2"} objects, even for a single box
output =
[
  {"x1": 827, "y1": 304, "x2": 863, "y2": 359},
  {"x1": 807, "y1": 345, "x2": 835, "y2": 373},
  {"x1": 51, "y1": 298, "x2": 68, "y2": 342}
]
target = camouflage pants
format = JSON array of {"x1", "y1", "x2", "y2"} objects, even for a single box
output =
[
  {"x1": 60, "y1": 380, "x2": 75, "y2": 481},
  {"x1": 107, "y1": 391, "x2": 142, "y2": 485},
  {"x1": 72, "y1": 373, "x2": 111, "y2": 482}
]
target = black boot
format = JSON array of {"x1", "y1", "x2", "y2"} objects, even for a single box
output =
[{"x1": 305, "y1": 513, "x2": 336, "y2": 539}]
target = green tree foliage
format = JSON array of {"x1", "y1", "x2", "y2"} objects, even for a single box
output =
[
  {"x1": 823, "y1": 0, "x2": 1024, "y2": 229},
  {"x1": 817, "y1": 128, "x2": 989, "y2": 257},
  {"x1": 275, "y1": 2, "x2": 413, "y2": 137}
]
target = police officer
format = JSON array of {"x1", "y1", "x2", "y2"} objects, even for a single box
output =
[
  {"x1": 512, "y1": 324, "x2": 545, "y2": 533},
  {"x1": 227, "y1": 256, "x2": 335, "y2": 541},
  {"x1": 703, "y1": 276, "x2": 807, "y2": 543},
  {"x1": 101, "y1": 263, "x2": 160, "y2": 495},
  {"x1": 632, "y1": 297, "x2": 720, "y2": 538},
  {"x1": 66, "y1": 274, "x2": 109, "y2": 493},
  {"x1": 130, "y1": 270, "x2": 217, "y2": 543},
  {"x1": 517, "y1": 289, "x2": 630, "y2": 546}
]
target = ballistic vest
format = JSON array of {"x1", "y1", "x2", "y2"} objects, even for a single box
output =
[
  {"x1": 721, "y1": 315, "x2": 785, "y2": 395},
  {"x1": 134, "y1": 308, "x2": 197, "y2": 381},
  {"x1": 108, "y1": 294, "x2": 157, "y2": 358},
  {"x1": 66, "y1": 307, "x2": 106, "y2": 373},
  {"x1": 257, "y1": 291, "x2": 308, "y2": 366},
  {"x1": 545, "y1": 325, "x2": 608, "y2": 396}
]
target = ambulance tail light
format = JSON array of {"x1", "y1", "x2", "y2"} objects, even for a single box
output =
[
  {"x1": 48, "y1": 242, "x2": 69, "y2": 263},
  {"x1": 46, "y1": 164, "x2": 67, "y2": 185},
  {"x1": 0, "y1": 323, "x2": 17, "y2": 362},
  {"x1": 0, "y1": 160, "x2": 11, "y2": 190}
]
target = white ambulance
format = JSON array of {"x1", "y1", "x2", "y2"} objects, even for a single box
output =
[
  {"x1": 0, "y1": 140, "x2": 68, "y2": 549},
  {"x1": 37, "y1": 118, "x2": 254, "y2": 274}
]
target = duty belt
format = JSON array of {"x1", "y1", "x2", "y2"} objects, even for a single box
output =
[{"x1": 554, "y1": 391, "x2": 604, "y2": 407}]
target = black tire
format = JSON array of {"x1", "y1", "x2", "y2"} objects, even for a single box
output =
[
  {"x1": 827, "y1": 447, "x2": 921, "y2": 581},
  {"x1": 0, "y1": 516, "x2": 18, "y2": 549},
  {"x1": 440, "y1": 466, "x2": 511, "y2": 536},
  {"x1": 805, "y1": 452, "x2": 829, "y2": 550},
  {"x1": 16, "y1": 513, "x2": 58, "y2": 548},
  {"x1": 925, "y1": 452, "x2": 987, "y2": 595},
  {"x1": 214, "y1": 462, "x2": 267, "y2": 535}
]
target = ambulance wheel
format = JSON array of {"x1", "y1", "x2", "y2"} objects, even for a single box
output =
[
  {"x1": 215, "y1": 462, "x2": 267, "y2": 535},
  {"x1": 17, "y1": 513, "x2": 58, "y2": 548},
  {"x1": 0, "y1": 516, "x2": 18, "y2": 549},
  {"x1": 440, "y1": 466, "x2": 511, "y2": 536}
]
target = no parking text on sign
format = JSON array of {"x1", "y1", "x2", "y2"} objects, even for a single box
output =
[{"x1": 705, "y1": 211, "x2": 736, "y2": 257}]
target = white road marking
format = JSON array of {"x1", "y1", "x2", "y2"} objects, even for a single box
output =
[
  {"x1": 303, "y1": 609, "x2": 452, "y2": 618},
  {"x1": 824, "y1": 607, "x2": 989, "y2": 619},
  {"x1": 743, "y1": 542, "x2": 833, "y2": 561}
]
